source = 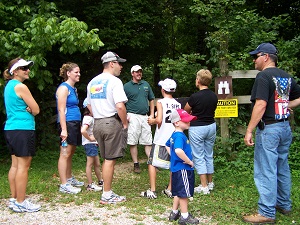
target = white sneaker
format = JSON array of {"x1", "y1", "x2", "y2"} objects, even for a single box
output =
[
  {"x1": 67, "y1": 176, "x2": 84, "y2": 187},
  {"x1": 12, "y1": 199, "x2": 41, "y2": 213},
  {"x1": 87, "y1": 183, "x2": 102, "y2": 191},
  {"x1": 59, "y1": 183, "x2": 81, "y2": 194},
  {"x1": 194, "y1": 185, "x2": 210, "y2": 194},
  {"x1": 208, "y1": 182, "x2": 214, "y2": 191},
  {"x1": 140, "y1": 189, "x2": 157, "y2": 199},
  {"x1": 100, "y1": 192, "x2": 126, "y2": 204},
  {"x1": 8, "y1": 198, "x2": 16, "y2": 210},
  {"x1": 162, "y1": 189, "x2": 173, "y2": 198}
]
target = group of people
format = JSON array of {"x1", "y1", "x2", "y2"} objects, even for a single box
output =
[{"x1": 3, "y1": 42, "x2": 299, "y2": 225}]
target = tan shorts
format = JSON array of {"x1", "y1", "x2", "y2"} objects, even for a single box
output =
[
  {"x1": 127, "y1": 113, "x2": 152, "y2": 145},
  {"x1": 93, "y1": 117, "x2": 128, "y2": 160}
]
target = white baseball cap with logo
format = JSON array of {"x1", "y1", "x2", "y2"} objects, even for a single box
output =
[
  {"x1": 131, "y1": 65, "x2": 142, "y2": 73},
  {"x1": 158, "y1": 78, "x2": 177, "y2": 92}
]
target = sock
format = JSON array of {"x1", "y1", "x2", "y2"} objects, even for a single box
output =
[
  {"x1": 102, "y1": 190, "x2": 113, "y2": 197},
  {"x1": 172, "y1": 209, "x2": 179, "y2": 214},
  {"x1": 181, "y1": 212, "x2": 189, "y2": 219}
]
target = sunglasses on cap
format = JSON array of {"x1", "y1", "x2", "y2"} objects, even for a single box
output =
[
  {"x1": 252, "y1": 53, "x2": 266, "y2": 60},
  {"x1": 18, "y1": 66, "x2": 30, "y2": 71}
]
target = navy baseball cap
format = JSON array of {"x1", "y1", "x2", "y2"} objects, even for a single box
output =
[{"x1": 249, "y1": 43, "x2": 278, "y2": 55}]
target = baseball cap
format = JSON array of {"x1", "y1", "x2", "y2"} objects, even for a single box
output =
[
  {"x1": 131, "y1": 65, "x2": 142, "y2": 73},
  {"x1": 9, "y1": 58, "x2": 34, "y2": 75},
  {"x1": 101, "y1": 51, "x2": 126, "y2": 64},
  {"x1": 170, "y1": 109, "x2": 197, "y2": 123},
  {"x1": 249, "y1": 43, "x2": 278, "y2": 55},
  {"x1": 158, "y1": 78, "x2": 177, "y2": 92}
]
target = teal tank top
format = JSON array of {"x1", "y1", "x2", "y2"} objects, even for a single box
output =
[{"x1": 4, "y1": 79, "x2": 35, "y2": 130}]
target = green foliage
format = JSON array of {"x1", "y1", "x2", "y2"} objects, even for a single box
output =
[
  {"x1": 0, "y1": 1, "x2": 104, "y2": 92},
  {"x1": 0, "y1": 1, "x2": 104, "y2": 150},
  {"x1": 158, "y1": 53, "x2": 206, "y2": 97}
]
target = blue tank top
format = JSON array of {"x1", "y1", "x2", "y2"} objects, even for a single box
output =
[
  {"x1": 4, "y1": 79, "x2": 35, "y2": 130},
  {"x1": 56, "y1": 82, "x2": 81, "y2": 122}
]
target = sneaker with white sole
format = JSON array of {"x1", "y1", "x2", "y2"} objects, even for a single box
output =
[
  {"x1": 8, "y1": 198, "x2": 16, "y2": 210},
  {"x1": 59, "y1": 183, "x2": 81, "y2": 194},
  {"x1": 169, "y1": 210, "x2": 181, "y2": 221},
  {"x1": 100, "y1": 192, "x2": 126, "y2": 204},
  {"x1": 178, "y1": 213, "x2": 199, "y2": 225},
  {"x1": 12, "y1": 199, "x2": 41, "y2": 213},
  {"x1": 194, "y1": 185, "x2": 210, "y2": 194},
  {"x1": 140, "y1": 189, "x2": 157, "y2": 199},
  {"x1": 98, "y1": 180, "x2": 104, "y2": 187},
  {"x1": 67, "y1": 176, "x2": 84, "y2": 187},
  {"x1": 208, "y1": 182, "x2": 214, "y2": 191},
  {"x1": 162, "y1": 188, "x2": 173, "y2": 198},
  {"x1": 87, "y1": 183, "x2": 102, "y2": 191}
]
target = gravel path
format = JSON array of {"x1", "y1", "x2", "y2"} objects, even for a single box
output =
[
  {"x1": 0, "y1": 162, "x2": 214, "y2": 224},
  {"x1": 0, "y1": 198, "x2": 171, "y2": 225}
]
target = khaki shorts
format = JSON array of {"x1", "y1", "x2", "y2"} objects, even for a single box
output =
[
  {"x1": 127, "y1": 113, "x2": 152, "y2": 145},
  {"x1": 93, "y1": 117, "x2": 128, "y2": 160}
]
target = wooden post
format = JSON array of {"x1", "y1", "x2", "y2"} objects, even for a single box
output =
[{"x1": 219, "y1": 35, "x2": 229, "y2": 139}]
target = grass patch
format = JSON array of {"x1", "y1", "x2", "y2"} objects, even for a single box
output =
[{"x1": 0, "y1": 146, "x2": 299, "y2": 224}]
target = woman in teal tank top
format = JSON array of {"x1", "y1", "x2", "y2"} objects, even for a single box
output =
[{"x1": 3, "y1": 58, "x2": 41, "y2": 212}]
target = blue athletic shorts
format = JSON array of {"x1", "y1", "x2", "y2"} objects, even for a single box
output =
[
  {"x1": 84, "y1": 143, "x2": 99, "y2": 157},
  {"x1": 57, "y1": 120, "x2": 82, "y2": 146},
  {"x1": 4, "y1": 130, "x2": 36, "y2": 157},
  {"x1": 171, "y1": 169, "x2": 195, "y2": 198}
]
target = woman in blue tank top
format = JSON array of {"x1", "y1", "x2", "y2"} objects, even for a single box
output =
[
  {"x1": 3, "y1": 58, "x2": 41, "y2": 212},
  {"x1": 56, "y1": 62, "x2": 84, "y2": 194}
]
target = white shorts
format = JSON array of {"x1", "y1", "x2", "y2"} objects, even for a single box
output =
[{"x1": 127, "y1": 113, "x2": 153, "y2": 145}]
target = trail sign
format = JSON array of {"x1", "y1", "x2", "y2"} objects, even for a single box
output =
[{"x1": 215, "y1": 99, "x2": 238, "y2": 118}]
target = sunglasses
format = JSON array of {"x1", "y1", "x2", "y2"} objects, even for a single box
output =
[
  {"x1": 18, "y1": 66, "x2": 30, "y2": 71},
  {"x1": 252, "y1": 53, "x2": 266, "y2": 60}
]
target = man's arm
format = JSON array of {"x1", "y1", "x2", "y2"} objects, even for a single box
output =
[
  {"x1": 288, "y1": 97, "x2": 300, "y2": 109},
  {"x1": 116, "y1": 102, "x2": 128, "y2": 129},
  {"x1": 244, "y1": 99, "x2": 267, "y2": 146}
]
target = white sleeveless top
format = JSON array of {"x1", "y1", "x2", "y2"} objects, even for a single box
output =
[{"x1": 153, "y1": 98, "x2": 181, "y2": 145}]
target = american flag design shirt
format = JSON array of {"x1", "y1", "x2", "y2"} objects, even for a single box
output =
[{"x1": 272, "y1": 77, "x2": 291, "y2": 120}]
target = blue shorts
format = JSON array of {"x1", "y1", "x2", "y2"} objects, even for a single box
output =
[
  {"x1": 84, "y1": 144, "x2": 99, "y2": 157},
  {"x1": 4, "y1": 130, "x2": 36, "y2": 157},
  {"x1": 57, "y1": 121, "x2": 82, "y2": 146},
  {"x1": 171, "y1": 169, "x2": 195, "y2": 198}
]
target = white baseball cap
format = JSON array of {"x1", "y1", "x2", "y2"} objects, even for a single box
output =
[
  {"x1": 9, "y1": 58, "x2": 34, "y2": 75},
  {"x1": 158, "y1": 78, "x2": 177, "y2": 92},
  {"x1": 101, "y1": 51, "x2": 126, "y2": 64},
  {"x1": 131, "y1": 65, "x2": 142, "y2": 73}
]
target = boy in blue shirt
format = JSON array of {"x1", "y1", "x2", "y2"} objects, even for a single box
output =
[{"x1": 165, "y1": 109, "x2": 199, "y2": 225}]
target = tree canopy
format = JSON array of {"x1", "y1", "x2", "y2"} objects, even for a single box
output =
[{"x1": 1, "y1": 0, "x2": 300, "y2": 151}]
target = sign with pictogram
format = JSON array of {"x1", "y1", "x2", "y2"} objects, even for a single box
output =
[
  {"x1": 215, "y1": 99, "x2": 238, "y2": 118},
  {"x1": 215, "y1": 76, "x2": 233, "y2": 99}
]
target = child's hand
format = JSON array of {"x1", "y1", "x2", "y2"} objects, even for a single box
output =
[{"x1": 89, "y1": 135, "x2": 96, "y2": 142}]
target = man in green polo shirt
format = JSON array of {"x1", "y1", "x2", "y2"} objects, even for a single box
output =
[{"x1": 124, "y1": 65, "x2": 155, "y2": 173}]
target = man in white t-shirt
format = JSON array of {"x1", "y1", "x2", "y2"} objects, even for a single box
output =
[{"x1": 86, "y1": 51, "x2": 128, "y2": 204}]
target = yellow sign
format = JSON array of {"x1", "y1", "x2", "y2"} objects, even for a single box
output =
[{"x1": 215, "y1": 99, "x2": 238, "y2": 118}]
